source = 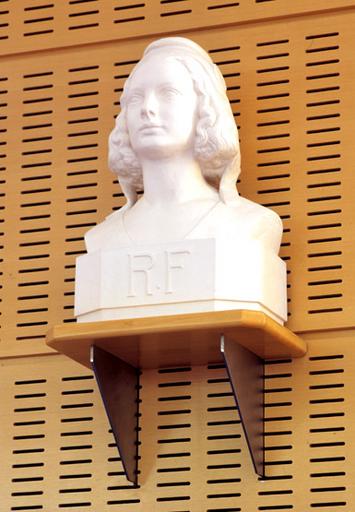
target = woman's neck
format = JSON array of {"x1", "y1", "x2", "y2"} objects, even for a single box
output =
[{"x1": 140, "y1": 153, "x2": 217, "y2": 206}]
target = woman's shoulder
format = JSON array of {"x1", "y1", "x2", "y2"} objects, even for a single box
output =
[
  {"x1": 212, "y1": 196, "x2": 281, "y2": 226},
  {"x1": 231, "y1": 195, "x2": 278, "y2": 217},
  {"x1": 232, "y1": 196, "x2": 283, "y2": 251},
  {"x1": 207, "y1": 196, "x2": 283, "y2": 252},
  {"x1": 84, "y1": 209, "x2": 126, "y2": 252}
]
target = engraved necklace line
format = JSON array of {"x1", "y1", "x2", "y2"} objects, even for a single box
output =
[{"x1": 121, "y1": 197, "x2": 220, "y2": 243}]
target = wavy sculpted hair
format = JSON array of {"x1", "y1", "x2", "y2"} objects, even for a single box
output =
[{"x1": 108, "y1": 37, "x2": 240, "y2": 208}]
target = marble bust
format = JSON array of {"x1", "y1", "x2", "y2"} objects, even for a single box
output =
[
  {"x1": 85, "y1": 37, "x2": 282, "y2": 252},
  {"x1": 75, "y1": 37, "x2": 287, "y2": 324}
]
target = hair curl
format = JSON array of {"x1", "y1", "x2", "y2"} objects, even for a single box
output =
[{"x1": 108, "y1": 37, "x2": 241, "y2": 208}]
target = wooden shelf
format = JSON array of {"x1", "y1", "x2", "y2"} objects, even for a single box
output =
[{"x1": 46, "y1": 309, "x2": 306, "y2": 369}]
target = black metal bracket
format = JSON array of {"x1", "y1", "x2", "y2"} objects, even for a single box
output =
[
  {"x1": 220, "y1": 335, "x2": 265, "y2": 477},
  {"x1": 91, "y1": 335, "x2": 265, "y2": 484},
  {"x1": 90, "y1": 345, "x2": 140, "y2": 486}
]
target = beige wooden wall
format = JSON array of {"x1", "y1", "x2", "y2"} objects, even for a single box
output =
[{"x1": 0, "y1": 1, "x2": 354, "y2": 510}]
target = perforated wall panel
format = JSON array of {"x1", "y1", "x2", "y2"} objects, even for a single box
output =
[
  {"x1": 1, "y1": 2, "x2": 355, "y2": 511},
  {"x1": 1, "y1": 1, "x2": 355, "y2": 56},
  {"x1": 1, "y1": 333, "x2": 354, "y2": 511},
  {"x1": 1, "y1": 10, "x2": 355, "y2": 357}
]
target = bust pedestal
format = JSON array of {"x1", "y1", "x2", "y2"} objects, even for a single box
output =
[{"x1": 75, "y1": 238, "x2": 287, "y2": 325}]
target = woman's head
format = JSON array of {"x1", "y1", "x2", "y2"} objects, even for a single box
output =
[{"x1": 109, "y1": 37, "x2": 240, "y2": 207}]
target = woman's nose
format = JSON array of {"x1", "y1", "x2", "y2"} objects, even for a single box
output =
[{"x1": 140, "y1": 92, "x2": 158, "y2": 118}]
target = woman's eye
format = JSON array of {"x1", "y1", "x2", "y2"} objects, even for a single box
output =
[
  {"x1": 160, "y1": 87, "x2": 180, "y2": 99},
  {"x1": 127, "y1": 94, "x2": 142, "y2": 105}
]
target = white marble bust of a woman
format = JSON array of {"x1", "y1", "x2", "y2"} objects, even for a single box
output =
[
  {"x1": 84, "y1": 37, "x2": 283, "y2": 255},
  {"x1": 75, "y1": 37, "x2": 287, "y2": 325}
]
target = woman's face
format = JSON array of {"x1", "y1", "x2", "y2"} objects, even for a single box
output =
[{"x1": 125, "y1": 55, "x2": 199, "y2": 161}]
